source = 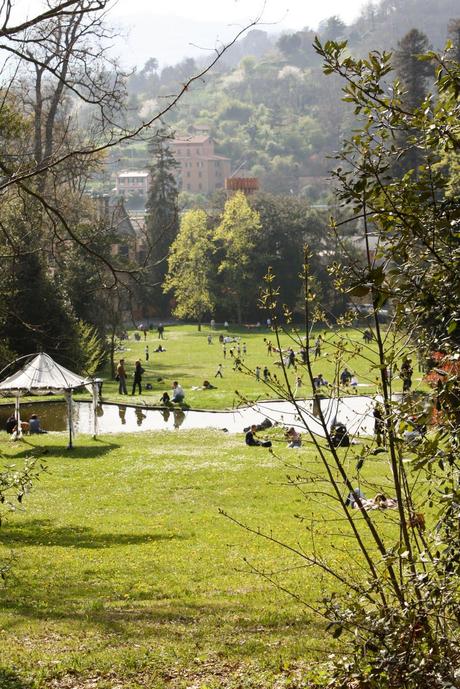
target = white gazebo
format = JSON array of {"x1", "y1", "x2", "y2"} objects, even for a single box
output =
[{"x1": 0, "y1": 353, "x2": 99, "y2": 448}]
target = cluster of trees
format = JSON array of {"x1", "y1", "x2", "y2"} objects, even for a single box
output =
[{"x1": 163, "y1": 190, "x2": 349, "y2": 325}]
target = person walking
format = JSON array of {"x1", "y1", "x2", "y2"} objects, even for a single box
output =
[
  {"x1": 158, "y1": 323, "x2": 165, "y2": 339},
  {"x1": 314, "y1": 335, "x2": 322, "y2": 360},
  {"x1": 215, "y1": 363, "x2": 223, "y2": 378},
  {"x1": 223, "y1": 345, "x2": 227, "y2": 359},
  {"x1": 255, "y1": 366, "x2": 261, "y2": 381},
  {"x1": 132, "y1": 360, "x2": 145, "y2": 395},
  {"x1": 263, "y1": 366, "x2": 270, "y2": 382},
  {"x1": 145, "y1": 345, "x2": 149, "y2": 362},
  {"x1": 117, "y1": 358, "x2": 128, "y2": 395}
]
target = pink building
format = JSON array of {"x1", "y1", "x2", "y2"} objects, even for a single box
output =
[{"x1": 169, "y1": 135, "x2": 232, "y2": 194}]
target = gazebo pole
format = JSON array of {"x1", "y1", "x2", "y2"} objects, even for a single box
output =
[
  {"x1": 66, "y1": 389, "x2": 73, "y2": 450},
  {"x1": 15, "y1": 395, "x2": 22, "y2": 439},
  {"x1": 91, "y1": 381, "x2": 98, "y2": 440}
]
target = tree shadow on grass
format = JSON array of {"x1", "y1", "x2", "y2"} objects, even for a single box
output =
[
  {"x1": 0, "y1": 518, "x2": 185, "y2": 549},
  {"x1": 0, "y1": 669, "x2": 31, "y2": 689},
  {"x1": 5, "y1": 438, "x2": 120, "y2": 460}
]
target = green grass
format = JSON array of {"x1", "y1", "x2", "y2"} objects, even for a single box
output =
[
  {"x1": 102, "y1": 324, "x2": 421, "y2": 409},
  {"x1": 0, "y1": 430, "x2": 401, "y2": 688}
]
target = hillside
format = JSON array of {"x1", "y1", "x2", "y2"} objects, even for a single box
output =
[{"x1": 103, "y1": 0, "x2": 460, "y2": 203}]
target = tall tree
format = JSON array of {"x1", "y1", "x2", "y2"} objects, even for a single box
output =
[
  {"x1": 144, "y1": 130, "x2": 179, "y2": 315},
  {"x1": 214, "y1": 192, "x2": 262, "y2": 324},
  {"x1": 163, "y1": 209, "x2": 215, "y2": 329},
  {"x1": 392, "y1": 28, "x2": 433, "y2": 172},
  {"x1": 393, "y1": 28, "x2": 432, "y2": 111}
]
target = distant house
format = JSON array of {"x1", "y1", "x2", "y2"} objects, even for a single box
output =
[
  {"x1": 115, "y1": 170, "x2": 150, "y2": 196},
  {"x1": 169, "y1": 135, "x2": 232, "y2": 194}
]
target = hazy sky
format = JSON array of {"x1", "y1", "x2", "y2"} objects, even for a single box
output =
[
  {"x1": 108, "y1": 0, "x2": 369, "y2": 67},
  {"x1": 110, "y1": 0, "x2": 366, "y2": 28},
  {"x1": 18, "y1": 0, "x2": 370, "y2": 67}
]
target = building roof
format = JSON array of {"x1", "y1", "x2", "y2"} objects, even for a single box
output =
[
  {"x1": 117, "y1": 170, "x2": 149, "y2": 178},
  {"x1": 172, "y1": 135, "x2": 211, "y2": 145}
]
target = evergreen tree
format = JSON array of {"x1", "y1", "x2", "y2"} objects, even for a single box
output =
[
  {"x1": 393, "y1": 29, "x2": 432, "y2": 111},
  {"x1": 393, "y1": 28, "x2": 432, "y2": 172},
  {"x1": 144, "y1": 129, "x2": 179, "y2": 315},
  {"x1": 3, "y1": 248, "x2": 83, "y2": 368}
]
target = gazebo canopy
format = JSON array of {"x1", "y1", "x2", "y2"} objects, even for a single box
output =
[{"x1": 0, "y1": 353, "x2": 89, "y2": 397}]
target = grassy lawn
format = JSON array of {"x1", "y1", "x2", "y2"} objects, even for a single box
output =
[
  {"x1": 101, "y1": 324, "x2": 420, "y2": 409},
  {"x1": 0, "y1": 429, "x2": 401, "y2": 689}
]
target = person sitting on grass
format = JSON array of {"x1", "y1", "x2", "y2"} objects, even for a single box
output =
[
  {"x1": 172, "y1": 381, "x2": 185, "y2": 403},
  {"x1": 28, "y1": 414, "x2": 47, "y2": 434},
  {"x1": 245, "y1": 424, "x2": 272, "y2": 448},
  {"x1": 5, "y1": 415, "x2": 29, "y2": 435},
  {"x1": 340, "y1": 367, "x2": 352, "y2": 386},
  {"x1": 285, "y1": 426, "x2": 302, "y2": 448},
  {"x1": 313, "y1": 373, "x2": 329, "y2": 391}
]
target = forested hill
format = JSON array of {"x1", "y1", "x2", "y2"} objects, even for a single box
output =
[{"x1": 112, "y1": 0, "x2": 459, "y2": 200}]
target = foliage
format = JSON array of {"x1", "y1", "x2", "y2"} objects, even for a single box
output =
[
  {"x1": 214, "y1": 192, "x2": 262, "y2": 323},
  {"x1": 163, "y1": 209, "x2": 215, "y2": 327},
  {"x1": 76, "y1": 320, "x2": 106, "y2": 376},
  {"x1": 316, "y1": 36, "x2": 460, "y2": 351}
]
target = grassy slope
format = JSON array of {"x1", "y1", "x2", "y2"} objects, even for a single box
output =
[{"x1": 0, "y1": 429, "x2": 400, "y2": 689}]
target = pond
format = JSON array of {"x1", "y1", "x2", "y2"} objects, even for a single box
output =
[{"x1": 0, "y1": 395, "x2": 380, "y2": 437}]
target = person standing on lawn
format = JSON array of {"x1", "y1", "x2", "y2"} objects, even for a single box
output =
[
  {"x1": 132, "y1": 360, "x2": 145, "y2": 395},
  {"x1": 117, "y1": 359, "x2": 128, "y2": 395}
]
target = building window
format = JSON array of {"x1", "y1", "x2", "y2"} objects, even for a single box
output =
[
  {"x1": 198, "y1": 183, "x2": 202, "y2": 190},
  {"x1": 187, "y1": 149, "x2": 191, "y2": 156},
  {"x1": 216, "y1": 160, "x2": 220, "y2": 167},
  {"x1": 186, "y1": 172, "x2": 191, "y2": 177},
  {"x1": 198, "y1": 171, "x2": 202, "y2": 178}
]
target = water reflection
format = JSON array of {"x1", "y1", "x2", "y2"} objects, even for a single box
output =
[
  {"x1": 135, "y1": 408, "x2": 146, "y2": 426},
  {"x1": 173, "y1": 409, "x2": 185, "y2": 429},
  {"x1": 118, "y1": 405, "x2": 127, "y2": 425},
  {"x1": 0, "y1": 396, "x2": 384, "y2": 438},
  {"x1": 160, "y1": 407, "x2": 170, "y2": 423}
]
